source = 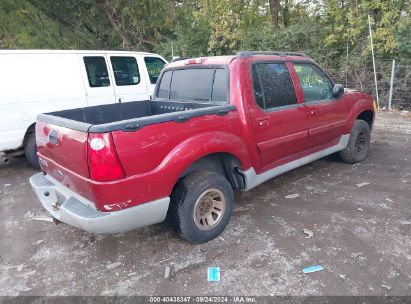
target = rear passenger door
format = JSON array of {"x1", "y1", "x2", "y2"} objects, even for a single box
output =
[
  {"x1": 292, "y1": 63, "x2": 348, "y2": 148},
  {"x1": 79, "y1": 54, "x2": 116, "y2": 106},
  {"x1": 107, "y1": 54, "x2": 149, "y2": 102},
  {"x1": 248, "y1": 61, "x2": 309, "y2": 169}
]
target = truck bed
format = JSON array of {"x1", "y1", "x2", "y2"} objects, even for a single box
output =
[{"x1": 38, "y1": 100, "x2": 235, "y2": 133}]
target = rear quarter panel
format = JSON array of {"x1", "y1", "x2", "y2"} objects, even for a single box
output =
[
  {"x1": 98, "y1": 110, "x2": 253, "y2": 211},
  {"x1": 112, "y1": 109, "x2": 251, "y2": 178}
]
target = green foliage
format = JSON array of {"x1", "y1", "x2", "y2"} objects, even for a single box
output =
[{"x1": 0, "y1": 0, "x2": 409, "y2": 64}]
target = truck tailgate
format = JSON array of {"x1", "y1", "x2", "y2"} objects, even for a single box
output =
[{"x1": 36, "y1": 120, "x2": 89, "y2": 178}]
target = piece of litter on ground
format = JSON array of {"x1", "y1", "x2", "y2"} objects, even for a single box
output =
[
  {"x1": 207, "y1": 267, "x2": 220, "y2": 282},
  {"x1": 157, "y1": 257, "x2": 172, "y2": 264},
  {"x1": 164, "y1": 266, "x2": 170, "y2": 279},
  {"x1": 385, "y1": 198, "x2": 394, "y2": 203},
  {"x1": 2, "y1": 264, "x2": 25, "y2": 271},
  {"x1": 233, "y1": 206, "x2": 249, "y2": 212},
  {"x1": 303, "y1": 228, "x2": 313, "y2": 239},
  {"x1": 339, "y1": 274, "x2": 346, "y2": 280},
  {"x1": 106, "y1": 262, "x2": 122, "y2": 270},
  {"x1": 30, "y1": 216, "x2": 54, "y2": 222},
  {"x1": 33, "y1": 240, "x2": 44, "y2": 245},
  {"x1": 381, "y1": 284, "x2": 392, "y2": 291},
  {"x1": 303, "y1": 265, "x2": 324, "y2": 274},
  {"x1": 4, "y1": 184, "x2": 11, "y2": 187},
  {"x1": 357, "y1": 208, "x2": 363, "y2": 212},
  {"x1": 20, "y1": 270, "x2": 36, "y2": 278},
  {"x1": 285, "y1": 193, "x2": 300, "y2": 199},
  {"x1": 356, "y1": 182, "x2": 370, "y2": 187}
]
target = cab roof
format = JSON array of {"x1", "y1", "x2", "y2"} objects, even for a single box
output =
[{"x1": 166, "y1": 51, "x2": 314, "y2": 69}]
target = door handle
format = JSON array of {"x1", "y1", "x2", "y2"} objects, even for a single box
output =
[
  {"x1": 257, "y1": 119, "x2": 269, "y2": 127},
  {"x1": 310, "y1": 109, "x2": 318, "y2": 116}
]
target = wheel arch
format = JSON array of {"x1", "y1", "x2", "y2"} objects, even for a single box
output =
[
  {"x1": 22, "y1": 122, "x2": 36, "y2": 147},
  {"x1": 177, "y1": 152, "x2": 246, "y2": 190},
  {"x1": 356, "y1": 110, "x2": 374, "y2": 129}
]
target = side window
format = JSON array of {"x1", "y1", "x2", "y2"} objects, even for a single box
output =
[
  {"x1": 83, "y1": 56, "x2": 110, "y2": 87},
  {"x1": 144, "y1": 57, "x2": 166, "y2": 84},
  {"x1": 293, "y1": 63, "x2": 333, "y2": 102},
  {"x1": 110, "y1": 56, "x2": 140, "y2": 86},
  {"x1": 251, "y1": 62, "x2": 297, "y2": 109},
  {"x1": 211, "y1": 69, "x2": 228, "y2": 102}
]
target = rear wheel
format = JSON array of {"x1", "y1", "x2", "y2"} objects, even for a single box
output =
[
  {"x1": 25, "y1": 133, "x2": 40, "y2": 169},
  {"x1": 169, "y1": 170, "x2": 234, "y2": 244},
  {"x1": 339, "y1": 119, "x2": 371, "y2": 163}
]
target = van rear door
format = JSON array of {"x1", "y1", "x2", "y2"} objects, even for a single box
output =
[
  {"x1": 107, "y1": 54, "x2": 150, "y2": 103},
  {"x1": 78, "y1": 54, "x2": 116, "y2": 106}
]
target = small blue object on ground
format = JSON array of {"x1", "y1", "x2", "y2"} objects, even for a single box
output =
[
  {"x1": 303, "y1": 265, "x2": 324, "y2": 274},
  {"x1": 208, "y1": 267, "x2": 220, "y2": 282}
]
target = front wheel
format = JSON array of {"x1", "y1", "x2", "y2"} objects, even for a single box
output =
[
  {"x1": 339, "y1": 119, "x2": 371, "y2": 164},
  {"x1": 169, "y1": 170, "x2": 234, "y2": 244}
]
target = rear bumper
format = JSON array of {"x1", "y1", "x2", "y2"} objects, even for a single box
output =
[{"x1": 29, "y1": 173, "x2": 170, "y2": 234}]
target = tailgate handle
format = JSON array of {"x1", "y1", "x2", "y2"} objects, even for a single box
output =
[
  {"x1": 175, "y1": 115, "x2": 190, "y2": 123},
  {"x1": 123, "y1": 123, "x2": 143, "y2": 131}
]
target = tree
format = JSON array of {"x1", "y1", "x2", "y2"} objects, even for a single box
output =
[{"x1": 269, "y1": 0, "x2": 280, "y2": 28}]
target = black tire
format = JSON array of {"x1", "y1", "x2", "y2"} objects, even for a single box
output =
[
  {"x1": 339, "y1": 119, "x2": 371, "y2": 164},
  {"x1": 25, "y1": 133, "x2": 40, "y2": 169},
  {"x1": 169, "y1": 170, "x2": 234, "y2": 244}
]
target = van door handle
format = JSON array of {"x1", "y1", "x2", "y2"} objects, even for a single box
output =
[
  {"x1": 310, "y1": 109, "x2": 318, "y2": 116},
  {"x1": 257, "y1": 119, "x2": 269, "y2": 127}
]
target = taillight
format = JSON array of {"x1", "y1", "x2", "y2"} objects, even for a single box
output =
[{"x1": 88, "y1": 133, "x2": 125, "y2": 181}]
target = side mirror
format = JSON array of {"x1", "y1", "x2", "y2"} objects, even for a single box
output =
[{"x1": 332, "y1": 84, "x2": 344, "y2": 98}]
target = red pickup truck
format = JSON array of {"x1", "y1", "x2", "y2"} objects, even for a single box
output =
[{"x1": 30, "y1": 51, "x2": 375, "y2": 243}]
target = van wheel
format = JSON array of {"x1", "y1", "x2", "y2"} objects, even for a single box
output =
[
  {"x1": 339, "y1": 119, "x2": 371, "y2": 164},
  {"x1": 169, "y1": 170, "x2": 234, "y2": 244},
  {"x1": 25, "y1": 133, "x2": 40, "y2": 169}
]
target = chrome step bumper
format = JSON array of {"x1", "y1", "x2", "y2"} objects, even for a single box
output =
[{"x1": 29, "y1": 173, "x2": 170, "y2": 234}]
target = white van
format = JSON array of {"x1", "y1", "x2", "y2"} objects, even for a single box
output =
[{"x1": 0, "y1": 50, "x2": 167, "y2": 167}]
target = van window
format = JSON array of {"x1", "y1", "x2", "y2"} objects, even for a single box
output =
[
  {"x1": 156, "y1": 68, "x2": 228, "y2": 103},
  {"x1": 83, "y1": 57, "x2": 110, "y2": 87},
  {"x1": 251, "y1": 62, "x2": 297, "y2": 110},
  {"x1": 110, "y1": 56, "x2": 140, "y2": 86},
  {"x1": 144, "y1": 57, "x2": 167, "y2": 84}
]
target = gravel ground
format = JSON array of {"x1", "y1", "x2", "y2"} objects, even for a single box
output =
[{"x1": 0, "y1": 110, "x2": 410, "y2": 297}]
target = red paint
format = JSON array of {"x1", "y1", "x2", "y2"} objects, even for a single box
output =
[{"x1": 36, "y1": 54, "x2": 374, "y2": 212}]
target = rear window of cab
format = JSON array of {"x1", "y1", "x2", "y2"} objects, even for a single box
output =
[{"x1": 155, "y1": 68, "x2": 228, "y2": 103}]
